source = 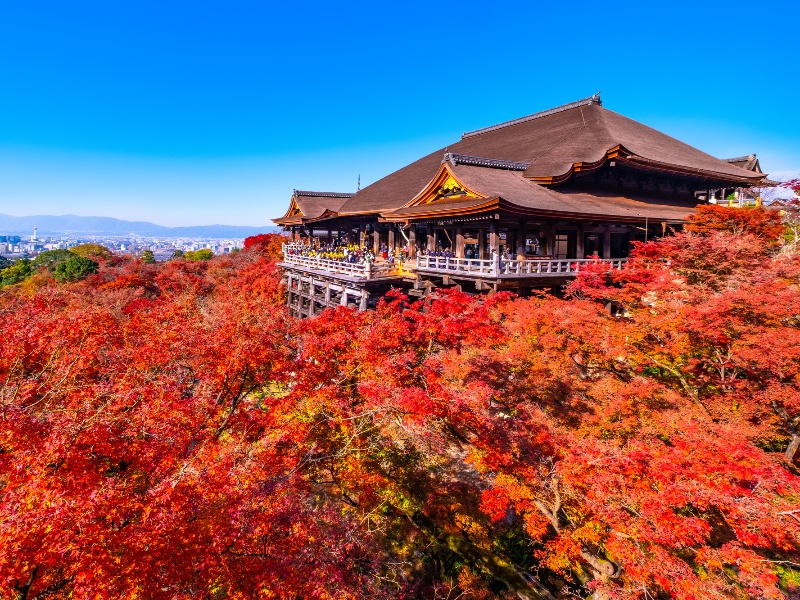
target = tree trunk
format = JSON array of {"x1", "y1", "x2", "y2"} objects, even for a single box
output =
[
  {"x1": 408, "y1": 510, "x2": 555, "y2": 600},
  {"x1": 786, "y1": 433, "x2": 800, "y2": 464}
]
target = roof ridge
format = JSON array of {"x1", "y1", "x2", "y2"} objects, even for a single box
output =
[
  {"x1": 294, "y1": 190, "x2": 355, "y2": 198},
  {"x1": 461, "y1": 93, "x2": 601, "y2": 139},
  {"x1": 723, "y1": 154, "x2": 756, "y2": 163},
  {"x1": 444, "y1": 152, "x2": 531, "y2": 171}
]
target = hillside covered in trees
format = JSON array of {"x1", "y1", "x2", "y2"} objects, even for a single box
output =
[{"x1": 1, "y1": 207, "x2": 799, "y2": 599}]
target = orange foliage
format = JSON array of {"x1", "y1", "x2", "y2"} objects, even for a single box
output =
[
  {"x1": 1, "y1": 224, "x2": 800, "y2": 599},
  {"x1": 685, "y1": 203, "x2": 785, "y2": 243}
]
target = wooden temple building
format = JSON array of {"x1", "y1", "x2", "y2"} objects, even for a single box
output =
[{"x1": 273, "y1": 94, "x2": 767, "y2": 316}]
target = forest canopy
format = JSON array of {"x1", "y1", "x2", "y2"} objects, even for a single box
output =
[{"x1": 1, "y1": 206, "x2": 799, "y2": 599}]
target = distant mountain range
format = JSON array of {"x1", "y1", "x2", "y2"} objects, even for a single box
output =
[{"x1": 0, "y1": 214, "x2": 279, "y2": 238}]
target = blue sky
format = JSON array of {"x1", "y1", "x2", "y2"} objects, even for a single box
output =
[{"x1": 1, "y1": 0, "x2": 798, "y2": 227}]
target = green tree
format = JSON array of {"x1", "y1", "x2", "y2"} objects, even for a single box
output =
[
  {"x1": 171, "y1": 249, "x2": 185, "y2": 259},
  {"x1": 141, "y1": 250, "x2": 155, "y2": 264},
  {"x1": 185, "y1": 249, "x2": 213, "y2": 261},
  {"x1": 0, "y1": 259, "x2": 32, "y2": 287},
  {"x1": 31, "y1": 249, "x2": 76, "y2": 270},
  {"x1": 53, "y1": 256, "x2": 99, "y2": 283}
]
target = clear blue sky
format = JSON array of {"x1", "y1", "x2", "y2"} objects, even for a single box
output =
[{"x1": 1, "y1": 0, "x2": 798, "y2": 227}]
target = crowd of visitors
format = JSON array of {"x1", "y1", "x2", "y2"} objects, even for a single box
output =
[
  {"x1": 285, "y1": 240, "x2": 525, "y2": 264},
  {"x1": 284, "y1": 241, "x2": 409, "y2": 266}
]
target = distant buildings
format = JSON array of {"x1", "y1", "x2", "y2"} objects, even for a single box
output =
[{"x1": 0, "y1": 234, "x2": 244, "y2": 261}]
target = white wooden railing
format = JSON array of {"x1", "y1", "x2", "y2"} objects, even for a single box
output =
[
  {"x1": 282, "y1": 247, "x2": 627, "y2": 279},
  {"x1": 416, "y1": 255, "x2": 627, "y2": 276},
  {"x1": 281, "y1": 253, "x2": 401, "y2": 279},
  {"x1": 417, "y1": 256, "x2": 496, "y2": 274}
]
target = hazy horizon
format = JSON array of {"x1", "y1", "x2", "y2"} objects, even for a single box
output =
[{"x1": 0, "y1": 211, "x2": 283, "y2": 230}]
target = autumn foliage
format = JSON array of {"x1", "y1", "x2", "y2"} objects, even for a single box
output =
[
  {"x1": 243, "y1": 232, "x2": 286, "y2": 259},
  {"x1": 2, "y1": 208, "x2": 800, "y2": 599}
]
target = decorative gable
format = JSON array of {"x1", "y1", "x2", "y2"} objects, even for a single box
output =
[
  {"x1": 286, "y1": 197, "x2": 303, "y2": 217},
  {"x1": 404, "y1": 162, "x2": 485, "y2": 208}
]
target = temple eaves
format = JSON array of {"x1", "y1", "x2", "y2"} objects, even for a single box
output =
[{"x1": 461, "y1": 92, "x2": 602, "y2": 139}]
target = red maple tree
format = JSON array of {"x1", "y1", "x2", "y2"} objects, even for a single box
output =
[{"x1": 1, "y1": 209, "x2": 799, "y2": 599}]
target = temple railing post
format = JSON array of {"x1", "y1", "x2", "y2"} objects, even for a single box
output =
[{"x1": 492, "y1": 253, "x2": 500, "y2": 276}]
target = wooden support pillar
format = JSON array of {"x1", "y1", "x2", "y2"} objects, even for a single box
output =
[
  {"x1": 373, "y1": 227, "x2": 380, "y2": 255},
  {"x1": 455, "y1": 224, "x2": 464, "y2": 258},
  {"x1": 603, "y1": 226, "x2": 611, "y2": 259},
  {"x1": 327, "y1": 227, "x2": 332, "y2": 244},
  {"x1": 576, "y1": 225, "x2": 584, "y2": 259},
  {"x1": 489, "y1": 220, "x2": 498, "y2": 253},
  {"x1": 359, "y1": 291, "x2": 368, "y2": 312},
  {"x1": 388, "y1": 227, "x2": 396, "y2": 253},
  {"x1": 478, "y1": 227, "x2": 486, "y2": 259},
  {"x1": 294, "y1": 275, "x2": 302, "y2": 317},
  {"x1": 409, "y1": 227, "x2": 416, "y2": 258},
  {"x1": 545, "y1": 224, "x2": 556, "y2": 257},
  {"x1": 359, "y1": 223, "x2": 365, "y2": 247},
  {"x1": 427, "y1": 226, "x2": 435, "y2": 252},
  {"x1": 516, "y1": 221, "x2": 525, "y2": 259},
  {"x1": 324, "y1": 281, "x2": 331, "y2": 305}
]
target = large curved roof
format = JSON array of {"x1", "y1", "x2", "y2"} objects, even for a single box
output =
[{"x1": 337, "y1": 96, "x2": 764, "y2": 215}]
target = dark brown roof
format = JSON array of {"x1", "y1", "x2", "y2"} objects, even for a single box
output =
[
  {"x1": 388, "y1": 163, "x2": 695, "y2": 222},
  {"x1": 294, "y1": 191, "x2": 353, "y2": 219},
  {"x1": 273, "y1": 190, "x2": 354, "y2": 225},
  {"x1": 723, "y1": 154, "x2": 762, "y2": 173},
  {"x1": 337, "y1": 96, "x2": 765, "y2": 215}
]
